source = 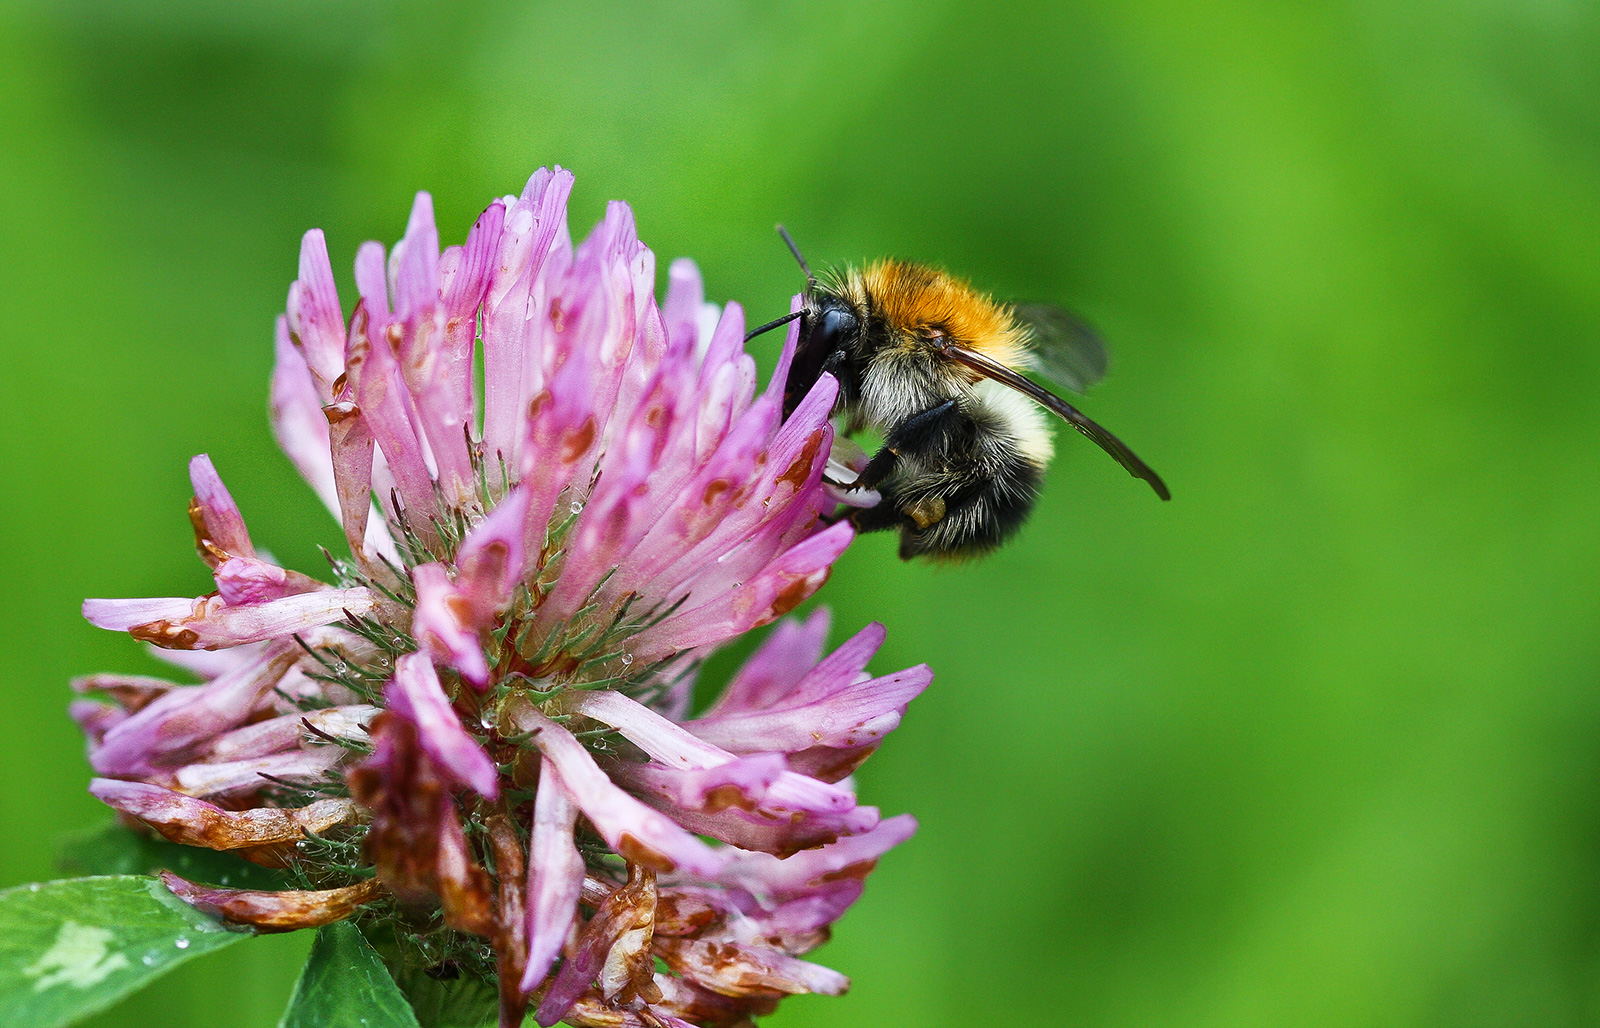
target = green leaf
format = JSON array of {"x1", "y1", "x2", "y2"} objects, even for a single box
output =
[
  {"x1": 58, "y1": 822, "x2": 293, "y2": 891},
  {"x1": 0, "y1": 875, "x2": 248, "y2": 1028},
  {"x1": 279, "y1": 921, "x2": 421, "y2": 1028}
]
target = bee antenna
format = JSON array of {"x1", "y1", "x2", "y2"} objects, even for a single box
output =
[
  {"x1": 775, "y1": 224, "x2": 816, "y2": 290},
  {"x1": 744, "y1": 309, "x2": 803, "y2": 343}
]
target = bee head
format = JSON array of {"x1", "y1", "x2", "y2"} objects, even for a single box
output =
[{"x1": 783, "y1": 293, "x2": 862, "y2": 419}]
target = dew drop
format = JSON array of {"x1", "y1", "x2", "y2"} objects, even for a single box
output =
[
  {"x1": 333, "y1": 662, "x2": 349, "y2": 674},
  {"x1": 27, "y1": 882, "x2": 40, "y2": 892},
  {"x1": 141, "y1": 951, "x2": 158, "y2": 966},
  {"x1": 619, "y1": 653, "x2": 634, "y2": 667},
  {"x1": 174, "y1": 937, "x2": 190, "y2": 950},
  {"x1": 569, "y1": 500, "x2": 583, "y2": 514}
]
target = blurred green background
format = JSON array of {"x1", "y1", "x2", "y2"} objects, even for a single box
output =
[{"x1": 4, "y1": 0, "x2": 1599, "y2": 1025}]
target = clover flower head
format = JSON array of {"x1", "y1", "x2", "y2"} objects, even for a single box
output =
[{"x1": 76, "y1": 168, "x2": 927, "y2": 1028}]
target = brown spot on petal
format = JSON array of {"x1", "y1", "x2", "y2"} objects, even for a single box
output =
[
  {"x1": 616, "y1": 833, "x2": 677, "y2": 874},
  {"x1": 549, "y1": 297, "x2": 566, "y2": 333},
  {"x1": 187, "y1": 499, "x2": 227, "y2": 567},
  {"x1": 385, "y1": 322, "x2": 404, "y2": 350},
  {"x1": 816, "y1": 859, "x2": 878, "y2": 885},
  {"x1": 776, "y1": 430, "x2": 824, "y2": 490},
  {"x1": 561, "y1": 417, "x2": 597, "y2": 463},
  {"x1": 159, "y1": 872, "x2": 384, "y2": 932},
  {"x1": 702, "y1": 479, "x2": 731, "y2": 506},
  {"x1": 460, "y1": 540, "x2": 510, "y2": 593},
  {"x1": 322, "y1": 401, "x2": 361, "y2": 425},
  {"x1": 443, "y1": 592, "x2": 476, "y2": 627},
  {"x1": 129, "y1": 621, "x2": 201, "y2": 650},
  {"x1": 652, "y1": 891, "x2": 719, "y2": 937},
  {"x1": 703, "y1": 784, "x2": 757, "y2": 813},
  {"x1": 766, "y1": 570, "x2": 826, "y2": 622},
  {"x1": 787, "y1": 744, "x2": 877, "y2": 783}
]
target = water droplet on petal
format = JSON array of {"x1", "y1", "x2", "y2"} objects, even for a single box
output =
[
  {"x1": 174, "y1": 937, "x2": 190, "y2": 950},
  {"x1": 619, "y1": 653, "x2": 634, "y2": 667}
]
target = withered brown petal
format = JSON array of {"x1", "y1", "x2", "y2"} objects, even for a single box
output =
[{"x1": 158, "y1": 872, "x2": 384, "y2": 932}]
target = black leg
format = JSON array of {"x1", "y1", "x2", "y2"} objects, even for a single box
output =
[
  {"x1": 850, "y1": 398, "x2": 964, "y2": 491},
  {"x1": 848, "y1": 500, "x2": 907, "y2": 534}
]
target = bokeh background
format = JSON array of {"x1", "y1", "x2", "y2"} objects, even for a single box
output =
[{"x1": 3, "y1": 0, "x2": 1599, "y2": 1025}]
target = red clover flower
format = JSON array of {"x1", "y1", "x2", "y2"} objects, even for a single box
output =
[{"x1": 74, "y1": 169, "x2": 927, "y2": 1028}]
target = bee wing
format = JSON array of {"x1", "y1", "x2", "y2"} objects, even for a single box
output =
[
  {"x1": 1011, "y1": 302, "x2": 1110, "y2": 394},
  {"x1": 942, "y1": 341, "x2": 1170, "y2": 501}
]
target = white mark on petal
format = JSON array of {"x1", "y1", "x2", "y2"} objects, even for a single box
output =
[{"x1": 23, "y1": 922, "x2": 131, "y2": 991}]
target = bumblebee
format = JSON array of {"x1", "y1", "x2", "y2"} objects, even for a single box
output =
[{"x1": 748, "y1": 228, "x2": 1169, "y2": 560}]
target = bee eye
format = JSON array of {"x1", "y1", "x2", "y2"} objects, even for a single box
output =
[{"x1": 810, "y1": 304, "x2": 857, "y2": 353}]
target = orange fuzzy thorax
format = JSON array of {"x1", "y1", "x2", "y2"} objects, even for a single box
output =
[{"x1": 855, "y1": 259, "x2": 1030, "y2": 368}]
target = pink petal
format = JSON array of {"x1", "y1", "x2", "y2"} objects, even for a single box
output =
[
  {"x1": 483, "y1": 167, "x2": 574, "y2": 463},
  {"x1": 344, "y1": 300, "x2": 438, "y2": 531},
  {"x1": 779, "y1": 620, "x2": 886, "y2": 708},
  {"x1": 385, "y1": 652, "x2": 498, "y2": 798},
  {"x1": 322, "y1": 401, "x2": 379, "y2": 562},
  {"x1": 509, "y1": 703, "x2": 726, "y2": 877},
  {"x1": 84, "y1": 587, "x2": 376, "y2": 651},
  {"x1": 521, "y1": 758, "x2": 584, "y2": 992},
  {"x1": 444, "y1": 201, "x2": 507, "y2": 320},
  {"x1": 285, "y1": 228, "x2": 347, "y2": 400},
  {"x1": 714, "y1": 813, "x2": 919, "y2": 898},
  {"x1": 661, "y1": 257, "x2": 708, "y2": 359},
  {"x1": 454, "y1": 485, "x2": 531, "y2": 616},
  {"x1": 214, "y1": 556, "x2": 311, "y2": 605},
  {"x1": 705, "y1": 608, "x2": 831, "y2": 718},
  {"x1": 89, "y1": 644, "x2": 297, "y2": 775},
  {"x1": 204, "y1": 704, "x2": 377, "y2": 762},
  {"x1": 410, "y1": 563, "x2": 491, "y2": 688},
  {"x1": 188, "y1": 454, "x2": 255, "y2": 562},
  {"x1": 631, "y1": 521, "x2": 855, "y2": 662},
  {"x1": 170, "y1": 746, "x2": 346, "y2": 799},
  {"x1": 686, "y1": 662, "x2": 929, "y2": 755},
  {"x1": 392, "y1": 192, "x2": 440, "y2": 322},
  {"x1": 70, "y1": 699, "x2": 125, "y2": 748},
  {"x1": 71, "y1": 673, "x2": 176, "y2": 710}
]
